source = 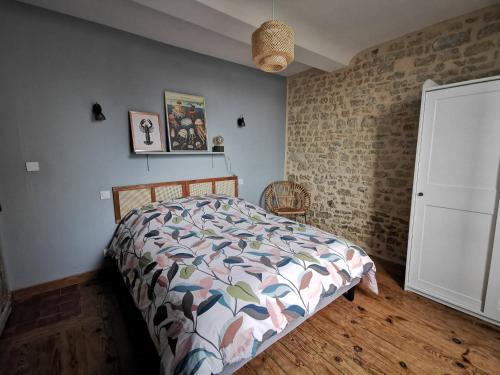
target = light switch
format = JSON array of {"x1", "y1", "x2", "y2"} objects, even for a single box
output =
[
  {"x1": 25, "y1": 162, "x2": 40, "y2": 172},
  {"x1": 239, "y1": 178, "x2": 244, "y2": 185},
  {"x1": 99, "y1": 190, "x2": 111, "y2": 200}
]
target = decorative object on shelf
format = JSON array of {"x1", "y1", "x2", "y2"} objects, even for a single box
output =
[
  {"x1": 237, "y1": 115, "x2": 246, "y2": 127},
  {"x1": 129, "y1": 111, "x2": 165, "y2": 152},
  {"x1": 212, "y1": 135, "x2": 224, "y2": 152},
  {"x1": 252, "y1": 0, "x2": 294, "y2": 73},
  {"x1": 92, "y1": 102, "x2": 106, "y2": 121},
  {"x1": 165, "y1": 91, "x2": 208, "y2": 152}
]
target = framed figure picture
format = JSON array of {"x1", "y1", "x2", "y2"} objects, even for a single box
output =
[
  {"x1": 129, "y1": 111, "x2": 165, "y2": 152},
  {"x1": 165, "y1": 91, "x2": 208, "y2": 151}
]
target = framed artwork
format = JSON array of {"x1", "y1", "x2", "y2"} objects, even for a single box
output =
[
  {"x1": 129, "y1": 111, "x2": 165, "y2": 152},
  {"x1": 165, "y1": 91, "x2": 208, "y2": 151}
]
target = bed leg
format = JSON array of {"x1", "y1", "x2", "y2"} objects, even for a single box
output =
[{"x1": 344, "y1": 286, "x2": 355, "y2": 302}]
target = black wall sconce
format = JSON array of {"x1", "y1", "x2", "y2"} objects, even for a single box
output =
[
  {"x1": 237, "y1": 115, "x2": 246, "y2": 127},
  {"x1": 92, "y1": 102, "x2": 106, "y2": 121}
]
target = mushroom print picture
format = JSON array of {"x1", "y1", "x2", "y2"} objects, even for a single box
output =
[
  {"x1": 165, "y1": 91, "x2": 208, "y2": 151},
  {"x1": 129, "y1": 111, "x2": 166, "y2": 152}
]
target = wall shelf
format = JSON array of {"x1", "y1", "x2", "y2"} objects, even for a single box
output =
[{"x1": 135, "y1": 151, "x2": 225, "y2": 156}]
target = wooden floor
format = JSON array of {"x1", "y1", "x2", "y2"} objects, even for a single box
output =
[{"x1": 1, "y1": 260, "x2": 499, "y2": 374}]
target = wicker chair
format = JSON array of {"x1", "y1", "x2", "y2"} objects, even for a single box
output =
[{"x1": 264, "y1": 181, "x2": 311, "y2": 223}]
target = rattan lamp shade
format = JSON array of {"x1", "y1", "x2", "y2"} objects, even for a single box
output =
[{"x1": 252, "y1": 20, "x2": 294, "y2": 73}]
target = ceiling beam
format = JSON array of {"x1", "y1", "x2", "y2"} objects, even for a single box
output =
[
  {"x1": 18, "y1": 0, "x2": 344, "y2": 75},
  {"x1": 133, "y1": 0, "x2": 346, "y2": 72}
]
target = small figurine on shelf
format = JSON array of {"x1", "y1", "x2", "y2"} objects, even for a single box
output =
[{"x1": 212, "y1": 135, "x2": 224, "y2": 152}]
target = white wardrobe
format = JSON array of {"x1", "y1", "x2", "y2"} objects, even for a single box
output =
[{"x1": 405, "y1": 76, "x2": 500, "y2": 326}]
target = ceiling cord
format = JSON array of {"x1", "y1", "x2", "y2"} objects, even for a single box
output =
[{"x1": 224, "y1": 154, "x2": 236, "y2": 176}]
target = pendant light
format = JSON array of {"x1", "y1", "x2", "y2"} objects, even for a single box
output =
[{"x1": 252, "y1": 0, "x2": 294, "y2": 73}]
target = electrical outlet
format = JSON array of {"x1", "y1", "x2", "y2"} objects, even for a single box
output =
[
  {"x1": 99, "y1": 190, "x2": 111, "y2": 200},
  {"x1": 25, "y1": 161, "x2": 40, "y2": 172},
  {"x1": 239, "y1": 178, "x2": 244, "y2": 185}
]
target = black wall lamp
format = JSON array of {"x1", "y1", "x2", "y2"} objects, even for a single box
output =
[
  {"x1": 237, "y1": 115, "x2": 246, "y2": 127},
  {"x1": 92, "y1": 102, "x2": 106, "y2": 121}
]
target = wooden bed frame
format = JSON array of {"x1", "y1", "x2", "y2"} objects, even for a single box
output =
[
  {"x1": 112, "y1": 176, "x2": 238, "y2": 223},
  {"x1": 110, "y1": 174, "x2": 362, "y2": 374}
]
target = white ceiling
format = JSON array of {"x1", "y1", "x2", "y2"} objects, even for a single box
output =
[{"x1": 18, "y1": 0, "x2": 500, "y2": 76}]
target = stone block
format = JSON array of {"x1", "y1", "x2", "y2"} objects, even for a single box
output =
[{"x1": 432, "y1": 30, "x2": 470, "y2": 51}]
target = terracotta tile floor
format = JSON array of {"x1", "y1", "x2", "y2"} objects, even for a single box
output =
[
  {"x1": 3, "y1": 285, "x2": 81, "y2": 338},
  {"x1": 0, "y1": 271, "x2": 159, "y2": 374}
]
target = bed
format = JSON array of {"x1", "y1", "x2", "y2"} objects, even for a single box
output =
[{"x1": 107, "y1": 176, "x2": 377, "y2": 374}]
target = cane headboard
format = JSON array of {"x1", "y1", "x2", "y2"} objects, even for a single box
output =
[{"x1": 112, "y1": 176, "x2": 238, "y2": 223}]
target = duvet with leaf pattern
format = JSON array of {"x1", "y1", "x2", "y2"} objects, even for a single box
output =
[{"x1": 108, "y1": 195, "x2": 377, "y2": 374}]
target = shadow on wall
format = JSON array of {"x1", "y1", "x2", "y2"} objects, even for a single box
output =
[
  {"x1": 364, "y1": 106, "x2": 421, "y2": 262},
  {"x1": 287, "y1": 105, "x2": 420, "y2": 265},
  {"x1": 285, "y1": 4, "x2": 500, "y2": 264}
]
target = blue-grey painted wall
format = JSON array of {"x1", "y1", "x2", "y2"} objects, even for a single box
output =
[{"x1": 0, "y1": 1, "x2": 286, "y2": 289}]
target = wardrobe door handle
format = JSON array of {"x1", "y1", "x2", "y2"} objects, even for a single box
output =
[{"x1": 417, "y1": 192, "x2": 424, "y2": 196}]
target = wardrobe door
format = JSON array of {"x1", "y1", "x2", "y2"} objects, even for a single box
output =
[
  {"x1": 407, "y1": 79, "x2": 500, "y2": 314},
  {"x1": 484, "y1": 207, "x2": 500, "y2": 321}
]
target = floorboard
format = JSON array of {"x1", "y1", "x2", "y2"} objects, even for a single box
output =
[{"x1": 1, "y1": 259, "x2": 499, "y2": 374}]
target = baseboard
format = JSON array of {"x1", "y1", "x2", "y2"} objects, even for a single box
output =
[
  {"x1": 12, "y1": 269, "x2": 104, "y2": 302},
  {"x1": 9, "y1": 253, "x2": 402, "y2": 302},
  {"x1": 367, "y1": 251, "x2": 406, "y2": 266}
]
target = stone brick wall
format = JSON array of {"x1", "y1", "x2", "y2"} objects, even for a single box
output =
[{"x1": 285, "y1": 5, "x2": 500, "y2": 264}]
